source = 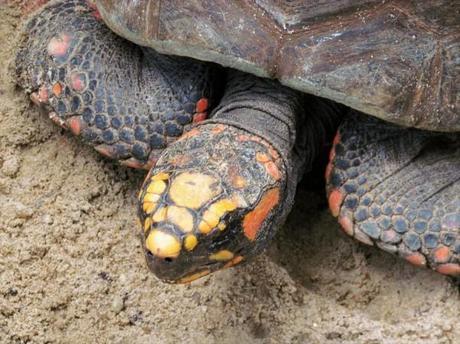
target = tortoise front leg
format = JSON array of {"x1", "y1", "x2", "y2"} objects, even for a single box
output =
[
  {"x1": 327, "y1": 112, "x2": 460, "y2": 276},
  {"x1": 15, "y1": 0, "x2": 215, "y2": 169}
]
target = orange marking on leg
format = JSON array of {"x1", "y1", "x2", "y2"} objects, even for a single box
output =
[
  {"x1": 68, "y1": 117, "x2": 82, "y2": 136},
  {"x1": 405, "y1": 253, "x2": 426, "y2": 267},
  {"x1": 195, "y1": 98, "x2": 209, "y2": 113},
  {"x1": 193, "y1": 112, "x2": 207, "y2": 123},
  {"x1": 338, "y1": 216, "x2": 354, "y2": 236},
  {"x1": 436, "y1": 263, "x2": 460, "y2": 276},
  {"x1": 264, "y1": 161, "x2": 281, "y2": 181},
  {"x1": 328, "y1": 189, "x2": 343, "y2": 217},
  {"x1": 243, "y1": 188, "x2": 280, "y2": 241},
  {"x1": 52, "y1": 82, "x2": 63, "y2": 97},
  {"x1": 433, "y1": 246, "x2": 450, "y2": 263},
  {"x1": 47, "y1": 33, "x2": 71, "y2": 57}
]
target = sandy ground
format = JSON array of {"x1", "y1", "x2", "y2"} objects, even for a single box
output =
[{"x1": 0, "y1": 3, "x2": 459, "y2": 344}]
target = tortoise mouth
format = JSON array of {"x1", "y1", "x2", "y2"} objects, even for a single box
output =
[{"x1": 143, "y1": 248, "x2": 224, "y2": 283}]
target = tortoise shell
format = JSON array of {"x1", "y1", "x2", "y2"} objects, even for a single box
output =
[{"x1": 95, "y1": 0, "x2": 459, "y2": 132}]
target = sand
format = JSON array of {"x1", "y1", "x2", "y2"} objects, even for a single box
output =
[{"x1": 0, "y1": 3, "x2": 459, "y2": 343}]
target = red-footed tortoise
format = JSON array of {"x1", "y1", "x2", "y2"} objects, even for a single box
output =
[{"x1": 15, "y1": 0, "x2": 459, "y2": 283}]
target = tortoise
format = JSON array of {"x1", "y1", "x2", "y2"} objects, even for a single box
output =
[{"x1": 14, "y1": 0, "x2": 459, "y2": 283}]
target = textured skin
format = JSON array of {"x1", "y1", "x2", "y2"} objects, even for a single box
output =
[
  {"x1": 138, "y1": 72, "x2": 340, "y2": 283},
  {"x1": 15, "y1": 0, "x2": 215, "y2": 167},
  {"x1": 327, "y1": 113, "x2": 460, "y2": 275},
  {"x1": 96, "y1": 0, "x2": 459, "y2": 132}
]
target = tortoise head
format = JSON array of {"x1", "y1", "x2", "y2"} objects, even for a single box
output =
[{"x1": 137, "y1": 124, "x2": 286, "y2": 283}]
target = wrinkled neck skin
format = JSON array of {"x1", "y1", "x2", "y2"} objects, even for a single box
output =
[{"x1": 207, "y1": 70, "x2": 342, "y2": 250}]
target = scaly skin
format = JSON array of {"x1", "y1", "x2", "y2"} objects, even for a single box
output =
[
  {"x1": 327, "y1": 113, "x2": 460, "y2": 276},
  {"x1": 15, "y1": 0, "x2": 215, "y2": 169}
]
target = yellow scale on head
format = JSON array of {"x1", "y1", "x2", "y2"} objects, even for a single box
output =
[
  {"x1": 199, "y1": 199, "x2": 238, "y2": 234},
  {"x1": 142, "y1": 173, "x2": 169, "y2": 215},
  {"x1": 209, "y1": 250, "x2": 234, "y2": 261},
  {"x1": 144, "y1": 171, "x2": 243, "y2": 258}
]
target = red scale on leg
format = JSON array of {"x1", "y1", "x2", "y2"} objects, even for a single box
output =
[
  {"x1": 328, "y1": 189, "x2": 344, "y2": 218},
  {"x1": 67, "y1": 116, "x2": 83, "y2": 136},
  {"x1": 47, "y1": 33, "x2": 72, "y2": 58},
  {"x1": 436, "y1": 263, "x2": 460, "y2": 276},
  {"x1": 192, "y1": 98, "x2": 209, "y2": 123},
  {"x1": 404, "y1": 252, "x2": 426, "y2": 268}
]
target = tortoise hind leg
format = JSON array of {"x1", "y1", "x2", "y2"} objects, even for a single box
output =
[
  {"x1": 327, "y1": 112, "x2": 460, "y2": 276},
  {"x1": 15, "y1": 0, "x2": 215, "y2": 169}
]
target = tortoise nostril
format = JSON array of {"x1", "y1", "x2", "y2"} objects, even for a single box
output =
[{"x1": 164, "y1": 257, "x2": 174, "y2": 263}]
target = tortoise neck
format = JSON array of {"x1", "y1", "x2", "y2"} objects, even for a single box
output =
[
  {"x1": 208, "y1": 71, "x2": 342, "y2": 181},
  {"x1": 209, "y1": 71, "x2": 301, "y2": 161}
]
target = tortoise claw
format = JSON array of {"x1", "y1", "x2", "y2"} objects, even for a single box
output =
[{"x1": 66, "y1": 116, "x2": 86, "y2": 136}]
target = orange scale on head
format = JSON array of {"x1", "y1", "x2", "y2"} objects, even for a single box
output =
[
  {"x1": 264, "y1": 161, "x2": 282, "y2": 181},
  {"x1": 211, "y1": 124, "x2": 225, "y2": 134},
  {"x1": 243, "y1": 187, "x2": 280, "y2": 241},
  {"x1": 256, "y1": 152, "x2": 271, "y2": 163},
  {"x1": 237, "y1": 134, "x2": 250, "y2": 142},
  {"x1": 223, "y1": 255, "x2": 244, "y2": 269},
  {"x1": 268, "y1": 147, "x2": 280, "y2": 160}
]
